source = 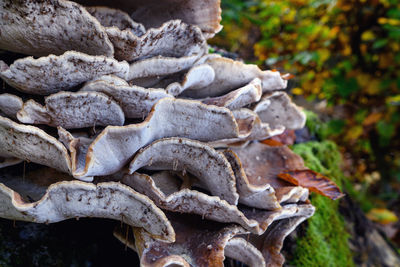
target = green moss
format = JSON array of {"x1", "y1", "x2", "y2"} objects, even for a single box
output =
[
  {"x1": 289, "y1": 141, "x2": 354, "y2": 267},
  {"x1": 292, "y1": 141, "x2": 343, "y2": 186}
]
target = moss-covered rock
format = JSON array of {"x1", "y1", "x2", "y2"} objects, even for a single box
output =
[{"x1": 289, "y1": 140, "x2": 354, "y2": 267}]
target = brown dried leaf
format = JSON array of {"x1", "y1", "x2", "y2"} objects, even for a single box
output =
[
  {"x1": 278, "y1": 170, "x2": 345, "y2": 200},
  {"x1": 261, "y1": 139, "x2": 283, "y2": 147}
]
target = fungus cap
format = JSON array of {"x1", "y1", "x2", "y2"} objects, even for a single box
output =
[
  {"x1": 0, "y1": 0, "x2": 114, "y2": 57},
  {"x1": 0, "y1": 167, "x2": 175, "y2": 242},
  {"x1": 17, "y1": 91, "x2": 125, "y2": 129},
  {"x1": 0, "y1": 51, "x2": 129, "y2": 95}
]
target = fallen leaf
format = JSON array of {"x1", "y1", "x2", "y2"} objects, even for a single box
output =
[
  {"x1": 363, "y1": 112, "x2": 383, "y2": 126},
  {"x1": 261, "y1": 139, "x2": 284, "y2": 146},
  {"x1": 278, "y1": 170, "x2": 345, "y2": 200},
  {"x1": 367, "y1": 208, "x2": 398, "y2": 224}
]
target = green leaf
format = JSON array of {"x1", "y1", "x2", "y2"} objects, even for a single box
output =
[
  {"x1": 335, "y1": 77, "x2": 359, "y2": 97},
  {"x1": 387, "y1": 8, "x2": 400, "y2": 19},
  {"x1": 320, "y1": 119, "x2": 346, "y2": 139},
  {"x1": 372, "y1": 39, "x2": 388, "y2": 49},
  {"x1": 376, "y1": 121, "x2": 395, "y2": 146}
]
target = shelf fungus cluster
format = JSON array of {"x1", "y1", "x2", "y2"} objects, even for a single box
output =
[{"x1": 0, "y1": 0, "x2": 345, "y2": 266}]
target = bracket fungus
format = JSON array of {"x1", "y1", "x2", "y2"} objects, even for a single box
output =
[
  {"x1": 0, "y1": 0, "x2": 340, "y2": 265},
  {"x1": 86, "y1": 6, "x2": 146, "y2": 36},
  {"x1": 17, "y1": 91, "x2": 125, "y2": 129},
  {"x1": 0, "y1": 0, "x2": 114, "y2": 57},
  {"x1": 0, "y1": 51, "x2": 129, "y2": 94},
  {"x1": 128, "y1": 138, "x2": 240, "y2": 205},
  {"x1": 81, "y1": 75, "x2": 173, "y2": 119},
  {"x1": 104, "y1": 19, "x2": 207, "y2": 62}
]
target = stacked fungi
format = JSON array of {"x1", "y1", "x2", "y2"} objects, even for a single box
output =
[{"x1": 0, "y1": 1, "x2": 315, "y2": 266}]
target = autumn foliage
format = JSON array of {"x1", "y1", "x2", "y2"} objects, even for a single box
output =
[{"x1": 211, "y1": 0, "x2": 400, "y2": 207}]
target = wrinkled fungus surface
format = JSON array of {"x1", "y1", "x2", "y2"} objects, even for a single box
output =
[{"x1": 0, "y1": 1, "x2": 341, "y2": 266}]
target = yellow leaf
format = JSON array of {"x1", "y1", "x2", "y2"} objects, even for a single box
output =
[
  {"x1": 292, "y1": 87, "x2": 303, "y2": 95},
  {"x1": 321, "y1": 70, "x2": 331, "y2": 78},
  {"x1": 318, "y1": 48, "x2": 330, "y2": 63},
  {"x1": 296, "y1": 39, "x2": 308, "y2": 50},
  {"x1": 386, "y1": 95, "x2": 400, "y2": 105},
  {"x1": 290, "y1": 0, "x2": 307, "y2": 6},
  {"x1": 360, "y1": 97, "x2": 369, "y2": 104},
  {"x1": 378, "y1": 0, "x2": 391, "y2": 7},
  {"x1": 366, "y1": 79, "x2": 381, "y2": 95},
  {"x1": 311, "y1": 86, "x2": 320, "y2": 94},
  {"x1": 367, "y1": 208, "x2": 398, "y2": 224},
  {"x1": 391, "y1": 42, "x2": 400, "y2": 52},
  {"x1": 345, "y1": 125, "x2": 363, "y2": 141},
  {"x1": 284, "y1": 9, "x2": 296, "y2": 23},
  {"x1": 337, "y1": 2, "x2": 352, "y2": 11},
  {"x1": 356, "y1": 73, "x2": 371, "y2": 88},
  {"x1": 342, "y1": 45, "x2": 352, "y2": 56},
  {"x1": 363, "y1": 112, "x2": 383, "y2": 126},
  {"x1": 254, "y1": 44, "x2": 268, "y2": 61},
  {"x1": 379, "y1": 53, "x2": 393, "y2": 69},
  {"x1": 378, "y1": 17, "x2": 400, "y2": 26},
  {"x1": 339, "y1": 32, "x2": 349, "y2": 43},
  {"x1": 329, "y1": 26, "x2": 340, "y2": 38},
  {"x1": 361, "y1": 30, "x2": 376, "y2": 41}
]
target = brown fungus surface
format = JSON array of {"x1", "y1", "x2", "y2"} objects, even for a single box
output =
[
  {"x1": 223, "y1": 149, "x2": 281, "y2": 210},
  {"x1": 231, "y1": 142, "x2": 309, "y2": 205},
  {"x1": 116, "y1": 205, "x2": 313, "y2": 267},
  {"x1": 134, "y1": 213, "x2": 247, "y2": 267},
  {"x1": 76, "y1": 0, "x2": 222, "y2": 38}
]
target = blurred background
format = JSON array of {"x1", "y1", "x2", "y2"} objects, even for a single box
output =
[{"x1": 210, "y1": 0, "x2": 400, "y2": 265}]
